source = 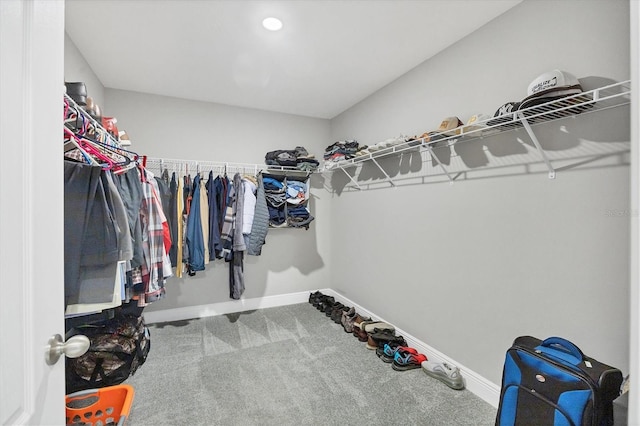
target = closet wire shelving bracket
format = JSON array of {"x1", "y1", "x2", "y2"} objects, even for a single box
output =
[
  {"x1": 518, "y1": 111, "x2": 556, "y2": 179},
  {"x1": 426, "y1": 143, "x2": 455, "y2": 184},
  {"x1": 323, "y1": 80, "x2": 631, "y2": 188}
]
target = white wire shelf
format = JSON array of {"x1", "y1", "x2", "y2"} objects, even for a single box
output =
[
  {"x1": 322, "y1": 80, "x2": 631, "y2": 188},
  {"x1": 144, "y1": 157, "x2": 315, "y2": 177}
]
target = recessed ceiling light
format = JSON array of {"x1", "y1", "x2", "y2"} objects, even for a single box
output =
[{"x1": 262, "y1": 17, "x2": 283, "y2": 31}]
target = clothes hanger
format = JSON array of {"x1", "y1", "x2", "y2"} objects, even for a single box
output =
[
  {"x1": 66, "y1": 127, "x2": 120, "y2": 169},
  {"x1": 80, "y1": 133, "x2": 138, "y2": 162},
  {"x1": 64, "y1": 95, "x2": 132, "y2": 172},
  {"x1": 63, "y1": 127, "x2": 103, "y2": 167},
  {"x1": 72, "y1": 129, "x2": 127, "y2": 161}
]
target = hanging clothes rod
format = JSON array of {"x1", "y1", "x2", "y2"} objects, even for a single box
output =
[{"x1": 144, "y1": 157, "x2": 313, "y2": 177}]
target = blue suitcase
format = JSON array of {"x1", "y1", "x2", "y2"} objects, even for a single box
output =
[{"x1": 496, "y1": 336, "x2": 623, "y2": 426}]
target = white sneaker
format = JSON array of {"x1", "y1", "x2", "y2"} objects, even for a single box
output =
[{"x1": 421, "y1": 360, "x2": 465, "y2": 390}]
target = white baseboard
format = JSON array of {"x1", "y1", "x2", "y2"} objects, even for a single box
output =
[
  {"x1": 321, "y1": 288, "x2": 501, "y2": 408},
  {"x1": 143, "y1": 291, "x2": 310, "y2": 324},
  {"x1": 144, "y1": 288, "x2": 500, "y2": 408}
]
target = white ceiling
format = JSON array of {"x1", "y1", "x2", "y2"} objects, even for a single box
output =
[{"x1": 65, "y1": 0, "x2": 521, "y2": 119}]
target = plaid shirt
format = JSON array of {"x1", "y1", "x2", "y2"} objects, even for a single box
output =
[{"x1": 138, "y1": 169, "x2": 173, "y2": 305}]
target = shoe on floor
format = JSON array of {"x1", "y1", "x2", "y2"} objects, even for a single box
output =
[
  {"x1": 310, "y1": 291, "x2": 325, "y2": 308},
  {"x1": 360, "y1": 320, "x2": 395, "y2": 334},
  {"x1": 341, "y1": 307, "x2": 357, "y2": 333},
  {"x1": 317, "y1": 296, "x2": 334, "y2": 312},
  {"x1": 309, "y1": 291, "x2": 323, "y2": 306},
  {"x1": 392, "y1": 349, "x2": 427, "y2": 371},
  {"x1": 332, "y1": 305, "x2": 349, "y2": 324},
  {"x1": 353, "y1": 326, "x2": 368, "y2": 342},
  {"x1": 352, "y1": 314, "x2": 371, "y2": 330},
  {"x1": 421, "y1": 360, "x2": 465, "y2": 390},
  {"x1": 377, "y1": 344, "x2": 416, "y2": 363},
  {"x1": 328, "y1": 302, "x2": 346, "y2": 320},
  {"x1": 326, "y1": 301, "x2": 343, "y2": 317},
  {"x1": 365, "y1": 328, "x2": 395, "y2": 350},
  {"x1": 366, "y1": 330, "x2": 406, "y2": 351}
]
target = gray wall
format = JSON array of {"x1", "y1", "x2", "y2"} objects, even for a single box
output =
[
  {"x1": 64, "y1": 33, "x2": 105, "y2": 107},
  {"x1": 329, "y1": 0, "x2": 631, "y2": 386},
  {"x1": 104, "y1": 89, "x2": 332, "y2": 312}
]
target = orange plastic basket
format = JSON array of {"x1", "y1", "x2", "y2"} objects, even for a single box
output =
[{"x1": 65, "y1": 384, "x2": 135, "y2": 426}]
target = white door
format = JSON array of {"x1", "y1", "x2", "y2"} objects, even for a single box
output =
[{"x1": 0, "y1": 1, "x2": 67, "y2": 424}]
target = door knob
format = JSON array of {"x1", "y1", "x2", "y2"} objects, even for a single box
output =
[{"x1": 45, "y1": 334, "x2": 90, "y2": 365}]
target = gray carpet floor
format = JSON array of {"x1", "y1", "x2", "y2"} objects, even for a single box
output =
[{"x1": 125, "y1": 302, "x2": 497, "y2": 425}]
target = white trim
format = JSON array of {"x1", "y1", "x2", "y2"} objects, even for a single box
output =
[
  {"x1": 0, "y1": 1, "x2": 65, "y2": 424},
  {"x1": 144, "y1": 291, "x2": 310, "y2": 324},
  {"x1": 145, "y1": 288, "x2": 500, "y2": 407},
  {"x1": 22, "y1": 0, "x2": 36, "y2": 420},
  {"x1": 321, "y1": 288, "x2": 501, "y2": 408},
  {"x1": 629, "y1": 0, "x2": 639, "y2": 423}
]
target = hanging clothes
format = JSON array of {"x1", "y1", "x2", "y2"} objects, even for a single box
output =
[
  {"x1": 63, "y1": 99, "x2": 176, "y2": 313},
  {"x1": 230, "y1": 251, "x2": 244, "y2": 300},
  {"x1": 175, "y1": 175, "x2": 184, "y2": 278},
  {"x1": 114, "y1": 167, "x2": 145, "y2": 268},
  {"x1": 104, "y1": 171, "x2": 133, "y2": 262},
  {"x1": 242, "y1": 176, "x2": 257, "y2": 235},
  {"x1": 186, "y1": 174, "x2": 205, "y2": 272},
  {"x1": 220, "y1": 179, "x2": 235, "y2": 260},
  {"x1": 233, "y1": 173, "x2": 246, "y2": 253},
  {"x1": 155, "y1": 170, "x2": 171, "y2": 221},
  {"x1": 199, "y1": 175, "x2": 210, "y2": 265},
  {"x1": 154, "y1": 171, "x2": 173, "y2": 257},
  {"x1": 64, "y1": 164, "x2": 133, "y2": 311},
  {"x1": 215, "y1": 175, "x2": 229, "y2": 258},
  {"x1": 72, "y1": 171, "x2": 131, "y2": 311},
  {"x1": 246, "y1": 173, "x2": 269, "y2": 256},
  {"x1": 230, "y1": 173, "x2": 246, "y2": 299},
  {"x1": 182, "y1": 174, "x2": 192, "y2": 274},
  {"x1": 138, "y1": 170, "x2": 173, "y2": 304},
  {"x1": 168, "y1": 172, "x2": 178, "y2": 267},
  {"x1": 206, "y1": 171, "x2": 222, "y2": 261},
  {"x1": 64, "y1": 160, "x2": 116, "y2": 307}
]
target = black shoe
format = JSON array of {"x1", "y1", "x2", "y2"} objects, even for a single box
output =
[
  {"x1": 318, "y1": 296, "x2": 334, "y2": 312},
  {"x1": 309, "y1": 291, "x2": 323, "y2": 306},
  {"x1": 367, "y1": 330, "x2": 406, "y2": 351},
  {"x1": 332, "y1": 305, "x2": 350, "y2": 324},
  {"x1": 326, "y1": 302, "x2": 343, "y2": 317},
  {"x1": 315, "y1": 295, "x2": 329, "y2": 310},
  {"x1": 323, "y1": 300, "x2": 339, "y2": 315}
]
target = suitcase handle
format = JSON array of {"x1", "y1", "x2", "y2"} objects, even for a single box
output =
[{"x1": 540, "y1": 337, "x2": 585, "y2": 364}]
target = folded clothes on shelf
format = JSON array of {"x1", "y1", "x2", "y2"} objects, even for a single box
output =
[{"x1": 265, "y1": 145, "x2": 319, "y2": 171}]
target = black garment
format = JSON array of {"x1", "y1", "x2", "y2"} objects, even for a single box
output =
[
  {"x1": 154, "y1": 173, "x2": 171, "y2": 220},
  {"x1": 64, "y1": 160, "x2": 119, "y2": 306},
  {"x1": 168, "y1": 172, "x2": 178, "y2": 266},
  {"x1": 182, "y1": 175, "x2": 192, "y2": 267},
  {"x1": 214, "y1": 176, "x2": 229, "y2": 259},
  {"x1": 206, "y1": 171, "x2": 221, "y2": 261},
  {"x1": 114, "y1": 167, "x2": 144, "y2": 268},
  {"x1": 80, "y1": 172, "x2": 119, "y2": 268}
]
